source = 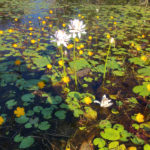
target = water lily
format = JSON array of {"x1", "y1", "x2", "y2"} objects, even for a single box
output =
[
  {"x1": 110, "y1": 37, "x2": 115, "y2": 44},
  {"x1": 51, "y1": 30, "x2": 71, "y2": 47},
  {"x1": 69, "y1": 19, "x2": 86, "y2": 38},
  {"x1": 94, "y1": 95, "x2": 113, "y2": 107},
  {"x1": 0, "y1": 116, "x2": 4, "y2": 125}
]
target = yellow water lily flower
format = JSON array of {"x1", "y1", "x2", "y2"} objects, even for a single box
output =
[
  {"x1": 88, "y1": 51, "x2": 93, "y2": 56},
  {"x1": 0, "y1": 116, "x2": 4, "y2": 125},
  {"x1": 62, "y1": 23, "x2": 66, "y2": 27},
  {"x1": 38, "y1": 81, "x2": 45, "y2": 89},
  {"x1": 15, "y1": 60, "x2": 21, "y2": 66},
  {"x1": 47, "y1": 64, "x2": 52, "y2": 70},
  {"x1": 62, "y1": 76, "x2": 70, "y2": 84},
  {"x1": 79, "y1": 50, "x2": 83, "y2": 55},
  {"x1": 49, "y1": 24, "x2": 53, "y2": 28},
  {"x1": 67, "y1": 44, "x2": 73, "y2": 49},
  {"x1": 49, "y1": 10, "x2": 53, "y2": 14},
  {"x1": 42, "y1": 21, "x2": 46, "y2": 25},
  {"x1": 136, "y1": 46, "x2": 141, "y2": 51},
  {"x1": 58, "y1": 60, "x2": 64, "y2": 66},
  {"x1": 114, "y1": 22, "x2": 117, "y2": 25},
  {"x1": 142, "y1": 34, "x2": 145, "y2": 38},
  {"x1": 14, "y1": 18, "x2": 18, "y2": 21},
  {"x1": 31, "y1": 39, "x2": 36, "y2": 44},
  {"x1": 127, "y1": 146, "x2": 137, "y2": 150},
  {"x1": 77, "y1": 46, "x2": 81, "y2": 50},
  {"x1": 8, "y1": 29, "x2": 14, "y2": 33},
  {"x1": 38, "y1": 16, "x2": 41, "y2": 20},
  {"x1": 147, "y1": 84, "x2": 150, "y2": 92},
  {"x1": 75, "y1": 37, "x2": 79, "y2": 42},
  {"x1": 29, "y1": 33, "x2": 33, "y2": 36},
  {"x1": 81, "y1": 16, "x2": 84, "y2": 19},
  {"x1": 141, "y1": 56, "x2": 147, "y2": 61},
  {"x1": 88, "y1": 36, "x2": 92, "y2": 40},
  {"x1": 78, "y1": 14, "x2": 81, "y2": 17},
  {"x1": 45, "y1": 16, "x2": 50, "y2": 19},
  {"x1": 136, "y1": 113, "x2": 144, "y2": 123},
  {"x1": 106, "y1": 34, "x2": 110, "y2": 39},
  {"x1": 96, "y1": 16, "x2": 99, "y2": 19},
  {"x1": 131, "y1": 42, "x2": 134, "y2": 47},
  {"x1": 84, "y1": 97, "x2": 92, "y2": 105},
  {"x1": 14, "y1": 107, "x2": 25, "y2": 117},
  {"x1": 0, "y1": 30, "x2": 3, "y2": 34},
  {"x1": 110, "y1": 16, "x2": 114, "y2": 19},
  {"x1": 29, "y1": 27, "x2": 33, "y2": 31},
  {"x1": 80, "y1": 44, "x2": 84, "y2": 49},
  {"x1": 12, "y1": 43, "x2": 18, "y2": 48}
]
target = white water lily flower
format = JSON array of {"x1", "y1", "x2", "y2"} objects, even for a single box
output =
[
  {"x1": 94, "y1": 94, "x2": 113, "y2": 108},
  {"x1": 68, "y1": 19, "x2": 86, "y2": 38},
  {"x1": 110, "y1": 37, "x2": 115, "y2": 44},
  {"x1": 96, "y1": 9, "x2": 99, "y2": 13},
  {"x1": 51, "y1": 30, "x2": 71, "y2": 47}
]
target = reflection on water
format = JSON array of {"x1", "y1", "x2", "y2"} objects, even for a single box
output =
[{"x1": 0, "y1": 0, "x2": 56, "y2": 30}]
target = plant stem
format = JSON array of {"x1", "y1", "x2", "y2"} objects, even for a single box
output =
[
  {"x1": 60, "y1": 46, "x2": 66, "y2": 76},
  {"x1": 103, "y1": 43, "x2": 111, "y2": 84},
  {"x1": 73, "y1": 39, "x2": 77, "y2": 88}
]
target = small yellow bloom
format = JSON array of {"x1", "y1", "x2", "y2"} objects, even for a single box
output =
[
  {"x1": 136, "y1": 113, "x2": 144, "y2": 123},
  {"x1": 38, "y1": 16, "x2": 41, "y2": 20},
  {"x1": 41, "y1": 27, "x2": 44, "y2": 31},
  {"x1": 142, "y1": 35, "x2": 145, "y2": 38},
  {"x1": 147, "y1": 84, "x2": 150, "y2": 92},
  {"x1": 45, "y1": 16, "x2": 50, "y2": 19},
  {"x1": 14, "y1": 18, "x2": 18, "y2": 21},
  {"x1": 8, "y1": 29, "x2": 14, "y2": 33},
  {"x1": 47, "y1": 64, "x2": 52, "y2": 70},
  {"x1": 106, "y1": 34, "x2": 110, "y2": 39},
  {"x1": 14, "y1": 107, "x2": 25, "y2": 117},
  {"x1": 96, "y1": 16, "x2": 99, "y2": 19},
  {"x1": 77, "y1": 46, "x2": 81, "y2": 50},
  {"x1": 15, "y1": 60, "x2": 21, "y2": 66},
  {"x1": 29, "y1": 27, "x2": 33, "y2": 31},
  {"x1": 110, "y1": 16, "x2": 114, "y2": 19},
  {"x1": 114, "y1": 22, "x2": 117, "y2": 25},
  {"x1": 62, "y1": 23, "x2": 66, "y2": 27},
  {"x1": 137, "y1": 36, "x2": 141, "y2": 39},
  {"x1": 84, "y1": 97, "x2": 92, "y2": 105},
  {"x1": 75, "y1": 38, "x2": 79, "y2": 42},
  {"x1": 49, "y1": 10, "x2": 53, "y2": 14},
  {"x1": 131, "y1": 42, "x2": 134, "y2": 47},
  {"x1": 29, "y1": 21, "x2": 32, "y2": 24},
  {"x1": 12, "y1": 43, "x2": 18, "y2": 48},
  {"x1": 78, "y1": 14, "x2": 81, "y2": 17},
  {"x1": 29, "y1": 33, "x2": 33, "y2": 36},
  {"x1": 81, "y1": 16, "x2": 84, "y2": 19},
  {"x1": 58, "y1": 60, "x2": 64, "y2": 66},
  {"x1": 42, "y1": 21, "x2": 46, "y2": 25},
  {"x1": 49, "y1": 24, "x2": 53, "y2": 28},
  {"x1": 79, "y1": 50, "x2": 83, "y2": 55},
  {"x1": 0, "y1": 116, "x2": 4, "y2": 125},
  {"x1": 31, "y1": 39, "x2": 36, "y2": 44},
  {"x1": 67, "y1": 44, "x2": 73, "y2": 49},
  {"x1": 88, "y1": 36, "x2": 92, "y2": 40},
  {"x1": 0, "y1": 30, "x2": 3, "y2": 34},
  {"x1": 88, "y1": 51, "x2": 93, "y2": 56},
  {"x1": 141, "y1": 56, "x2": 147, "y2": 61},
  {"x1": 38, "y1": 39, "x2": 40, "y2": 42},
  {"x1": 136, "y1": 46, "x2": 141, "y2": 51},
  {"x1": 80, "y1": 44, "x2": 84, "y2": 49},
  {"x1": 62, "y1": 76, "x2": 70, "y2": 84},
  {"x1": 38, "y1": 81, "x2": 45, "y2": 89},
  {"x1": 127, "y1": 146, "x2": 137, "y2": 150}
]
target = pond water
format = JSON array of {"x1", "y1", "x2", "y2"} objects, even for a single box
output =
[{"x1": 0, "y1": 0, "x2": 150, "y2": 150}]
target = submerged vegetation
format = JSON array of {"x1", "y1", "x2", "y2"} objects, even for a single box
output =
[{"x1": 0, "y1": 0, "x2": 150, "y2": 149}]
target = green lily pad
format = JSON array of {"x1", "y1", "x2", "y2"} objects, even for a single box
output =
[
  {"x1": 6, "y1": 99, "x2": 17, "y2": 109},
  {"x1": 15, "y1": 115, "x2": 29, "y2": 124},
  {"x1": 55, "y1": 110, "x2": 66, "y2": 119},
  {"x1": 38, "y1": 121, "x2": 51, "y2": 130}
]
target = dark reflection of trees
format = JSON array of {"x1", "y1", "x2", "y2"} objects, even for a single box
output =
[{"x1": 0, "y1": 0, "x2": 29, "y2": 20}]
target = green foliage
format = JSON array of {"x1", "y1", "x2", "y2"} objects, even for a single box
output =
[
  {"x1": 144, "y1": 144, "x2": 150, "y2": 150},
  {"x1": 6, "y1": 99, "x2": 17, "y2": 109},
  {"x1": 93, "y1": 138, "x2": 106, "y2": 149},
  {"x1": 38, "y1": 121, "x2": 51, "y2": 130}
]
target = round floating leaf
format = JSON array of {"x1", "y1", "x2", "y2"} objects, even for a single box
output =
[
  {"x1": 99, "y1": 120, "x2": 112, "y2": 129},
  {"x1": 108, "y1": 141, "x2": 119, "y2": 149},
  {"x1": 19, "y1": 136, "x2": 35, "y2": 149},
  {"x1": 15, "y1": 116, "x2": 29, "y2": 124},
  {"x1": 38, "y1": 121, "x2": 51, "y2": 130},
  {"x1": 131, "y1": 136, "x2": 145, "y2": 145},
  {"x1": 26, "y1": 110, "x2": 34, "y2": 116},
  {"x1": 21, "y1": 93, "x2": 35, "y2": 102},
  {"x1": 100, "y1": 128, "x2": 120, "y2": 141},
  {"x1": 144, "y1": 144, "x2": 150, "y2": 150},
  {"x1": 55, "y1": 110, "x2": 66, "y2": 120},
  {"x1": 93, "y1": 138, "x2": 106, "y2": 148},
  {"x1": 25, "y1": 123, "x2": 32, "y2": 128},
  {"x1": 14, "y1": 134, "x2": 24, "y2": 143},
  {"x1": 6, "y1": 99, "x2": 17, "y2": 109},
  {"x1": 41, "y1": 108, "x2": 53, "y2": 119},
  {"x1": 33, "y1": 106, "x2": 43, "y2": 113},
  {"x1": 113, "y1": 124, "x2": 124, "y2": 131}
]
